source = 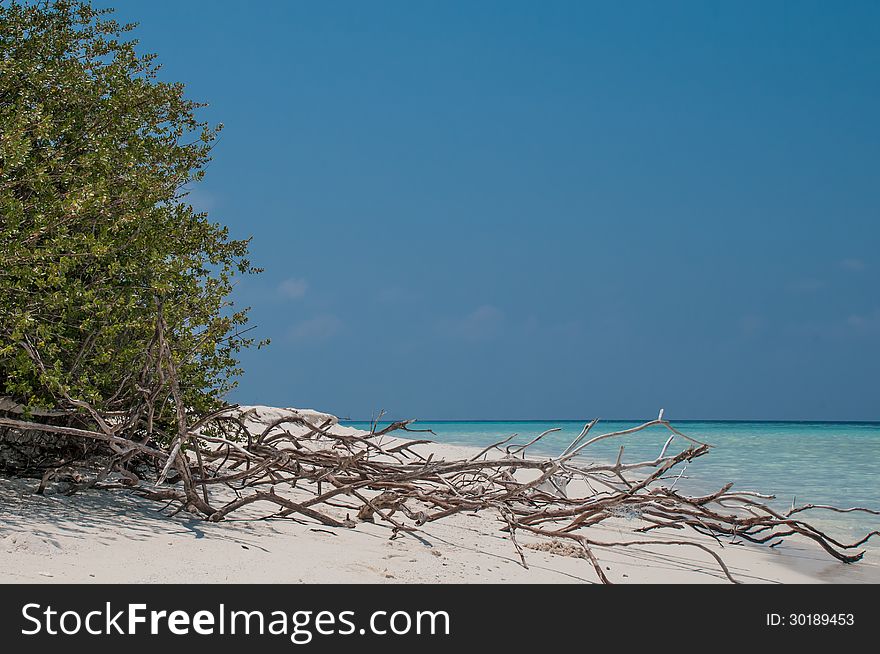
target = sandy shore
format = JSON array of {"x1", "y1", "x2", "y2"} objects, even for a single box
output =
[{"x1": 1, "y1": 407, "x2": 878, "y2": 584}]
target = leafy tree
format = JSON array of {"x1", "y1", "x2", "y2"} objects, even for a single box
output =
[{"x1": 0, "y1": 0, "x2": 262, "y2": 431}]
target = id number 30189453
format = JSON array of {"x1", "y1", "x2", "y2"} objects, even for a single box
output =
[{"x1": 766, "y1": 613, "x2": 854, "y2": 627}]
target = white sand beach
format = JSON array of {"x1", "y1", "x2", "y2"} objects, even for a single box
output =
[{"x1": 1, "y1": 406, "x2": 878, "y2": 584}]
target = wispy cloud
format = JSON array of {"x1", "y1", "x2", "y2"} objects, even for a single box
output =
[
  {"x1": 738, "y1": 314, "x2": 764, "y2": 335},
  {"x1": 441, "y1": 305, "x2": 504, "y2": 341},
  {"x1": 278, "y1": 277, "x2": 309, "y2": 300},
  {"x1": 840, "y1": 258, "x2": 867, "y2": 272},
  {"x1": 846, "y1": 309, "x2": 880, "y2": 332},
  {"x1": 377, "y1": 286, "x2": 421, "y2": 305},
  {"x1": 182, "y1": 187, "x2": 217, "y2": 213},
  {"x1": 289, "y1": 314, "x2": 342, "y2": 343},
  {"x1": 789, "y1": 278, "x2": 828, "y2": 293}
]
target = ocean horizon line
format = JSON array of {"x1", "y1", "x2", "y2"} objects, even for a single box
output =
[{"x1": 342, "y1": 418, "x2": 880, "y2": 426}]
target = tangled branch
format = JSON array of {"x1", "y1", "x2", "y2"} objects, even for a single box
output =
[{"x1": 2, "y1": 318, "x2": 878, "y2": 584}]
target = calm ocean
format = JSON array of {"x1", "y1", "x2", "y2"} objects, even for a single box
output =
[{"x1": 345, "y1": 419, "x2": 880, "y2": 548}]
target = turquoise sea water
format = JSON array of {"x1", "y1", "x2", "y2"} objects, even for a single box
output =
[{"x1": 345, "y1": 419, "x2": 880, "y2": 547}]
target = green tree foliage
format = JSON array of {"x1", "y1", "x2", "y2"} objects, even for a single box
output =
[{"x1": 0, "y1": 0, "x2": 262, "y2": 424}]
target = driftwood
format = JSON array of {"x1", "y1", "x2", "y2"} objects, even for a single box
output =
[
  {"x1": 4, "y1": 403, "x2": 880, "y2": 583},
  {"x1": 2, "y1": 314, "x2": 878, "y2": 584}
]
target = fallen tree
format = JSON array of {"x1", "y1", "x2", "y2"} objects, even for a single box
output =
[{"x1": 2, "y1": 329, "x2": 878, "y2": 585}]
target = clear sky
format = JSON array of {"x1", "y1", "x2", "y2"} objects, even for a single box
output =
[{"x1": 101, "y1": 1, "x2": 879, "y2": 421}]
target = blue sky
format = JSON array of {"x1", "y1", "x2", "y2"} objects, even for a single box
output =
[{"x1": 104, "y1": 1, "x2": 879, "y2": 420}]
